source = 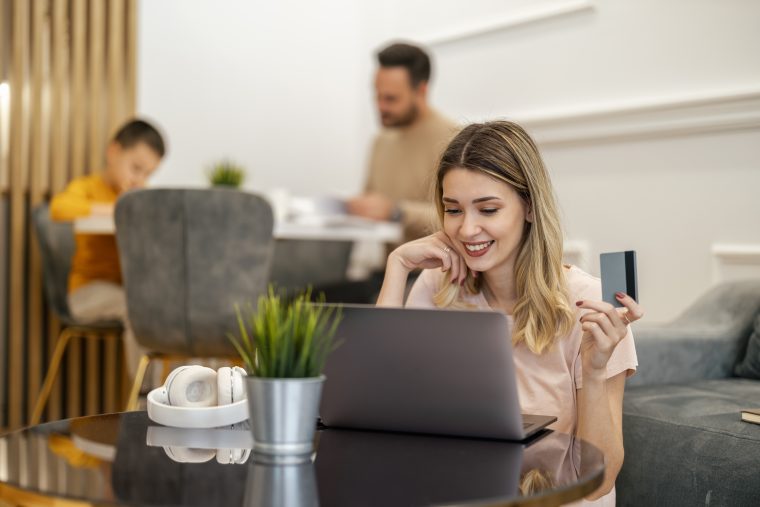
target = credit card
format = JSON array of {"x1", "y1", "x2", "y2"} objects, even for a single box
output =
[{"x1": 600, "y1": 251, "x2": 637, "y2": 307}]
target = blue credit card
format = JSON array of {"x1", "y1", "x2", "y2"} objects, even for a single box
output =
[{"x1": 600, "y1": 251, "x2": 637, "y2": 307}]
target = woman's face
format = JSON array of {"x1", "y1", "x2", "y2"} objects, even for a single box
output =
[{"x1": 441, "y1": 167, "x2": 531, "y2": 275}]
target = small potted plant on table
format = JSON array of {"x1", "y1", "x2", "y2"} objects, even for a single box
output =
[
  {"x1": 230, "y1": 288, "x2": 341, "y2": 463},
  {"x1": 207, "y1": 160, "x2": 246, "y2": 188}
]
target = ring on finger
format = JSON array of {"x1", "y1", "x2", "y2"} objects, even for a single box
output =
[
  {"x1": 622, "y1": 313, "x2": 632, "y2": 325},
  {"x1": 441, "y1": 246, "x2": 451, "y2": 254}
]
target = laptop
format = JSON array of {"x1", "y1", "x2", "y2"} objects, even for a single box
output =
[{"x1": 319, "y1": 305, "x2": 556, "y2": 441}]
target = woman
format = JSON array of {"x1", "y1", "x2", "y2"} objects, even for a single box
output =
[{"x1": 377, "y1": 121, "x2": 643, "y2": 503}]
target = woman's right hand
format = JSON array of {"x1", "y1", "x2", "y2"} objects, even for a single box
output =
[{"x1": 387, "y1": 231, "x2": 469, "y2": 286}]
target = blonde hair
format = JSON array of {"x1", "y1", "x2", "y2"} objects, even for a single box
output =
[
  {"x1": 432, "y1": 121, "x2": 574, "y2": 354},
  {"x1": 519, "y1": 468, "x2": 555, "y2": 496}
]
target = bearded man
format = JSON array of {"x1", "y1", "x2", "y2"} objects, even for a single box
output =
[{"x1": 347, "y1": 42, "x2": 458, "y2": 243}]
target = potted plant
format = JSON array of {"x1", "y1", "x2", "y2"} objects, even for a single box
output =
[
  {"x1": 207, "y1": 159, "x2": 246, "y2": 188},
  {"x1": 229, "y1": 287, "x2": 341, "y2": 462}
]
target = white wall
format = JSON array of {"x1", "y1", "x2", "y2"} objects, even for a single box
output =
[
  {"x1": 138, "y1": 0, "x2": 369, "y2": 196},
  {"x1": 138, "y1": 0, "x2": 760, "y2": 322}
]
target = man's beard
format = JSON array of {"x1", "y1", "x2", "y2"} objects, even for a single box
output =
[{"x1": 381, "y1": 103, "x2": 419, "y2": 128}]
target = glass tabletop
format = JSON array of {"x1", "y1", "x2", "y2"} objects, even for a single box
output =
[{"x1": 0, "y1": 412, "x2": 604, "y2": 507}]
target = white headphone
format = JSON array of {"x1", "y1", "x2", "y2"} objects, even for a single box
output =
[
  {"x1": 147, "y1": 365, "x2": 249, "y2": 429},
  {"x1": 146, "y1": 424, "x2": 253, "y2": 465}
]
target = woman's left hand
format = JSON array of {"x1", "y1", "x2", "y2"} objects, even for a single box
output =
[{"x1": 577, "y1": 293, "x2": 644, "y2": 374}]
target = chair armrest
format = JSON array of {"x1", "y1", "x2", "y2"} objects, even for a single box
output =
[
  {"x1": 627, "y1": 325, "x2": 747, "y2": 387},
  {"x1": 627, "y1": 279, "x2": 760, "y2": 387}
]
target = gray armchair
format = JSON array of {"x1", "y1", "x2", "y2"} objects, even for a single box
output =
[
  {"x1": 114, "y1": 188, "x2": 274, "y2": 407},
  {"x1": 617, "y1": 279, "x2": 760, "y2": 507},
  {"x1": 628, "y1": 280, "x2": 760, "y2": 387}
]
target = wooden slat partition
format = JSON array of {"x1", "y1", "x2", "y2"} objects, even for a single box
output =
[
  {"x1": 48, "y1": 0, "x2": 69, "y2": 423},
  {"x1": 104, "y1": 337, "x2": 118, "y2": 414},
  {"x1": 1, "y1": 0, "x2": 137, "y2": 429},
  {"x1": 108, "y1": 0, "x2": 125, "y2": 135},
  {"x1": 70, "y1": 0, "x2": 86, "y2": 181},
  {"x1": 85, "y1": 335, "x2": 99, "y2": 415},
  {"x1": 8, "y1": 0, "x2": 30, "y2": 431},
  {"x1": 26, "y1": 0, "x2": 47, "y2": 422},
  {"x1": 126, "y1": 0, "x2": 138, "y2": 116},
  {"x1": 67, "y1": 0, "x2": 86, "y2": 420},
  {"x1": 87, "y1": 0, "x2": 105, "y2": 173}
]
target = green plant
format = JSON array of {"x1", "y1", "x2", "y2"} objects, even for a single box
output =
[
  {"x1": 229, "y1": 287, "x2": 342, "y2": 378},
  {"x1": 207, "y1": 160, "x2": 245, "y2": 188}
]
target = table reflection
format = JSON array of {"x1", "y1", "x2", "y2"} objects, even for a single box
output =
[
  {"x1": 245, "y1": 460, "x2": 318, "y2": 507},
  {"x1": 0, "y1": 412, "x2": 603, "y2": 506},
  {"x1": 314, "y1": 428, "x2": 523, "y2": 506}
]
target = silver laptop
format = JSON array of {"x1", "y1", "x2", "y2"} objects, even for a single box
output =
[{"x1": 319, "y1": 305, "x2": 556, "y2": 441}]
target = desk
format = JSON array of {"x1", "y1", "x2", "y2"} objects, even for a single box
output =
[
  {"x1": 74, "y1": 215, "x2": 403, "y2": 243},
  {"x1": 0, "y1": 412, "x2": 604, "y2": 506}
]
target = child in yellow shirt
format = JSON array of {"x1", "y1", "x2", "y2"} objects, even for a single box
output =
[{"x1": 50, "y1": 119, "x2": 165, "y2": 378}]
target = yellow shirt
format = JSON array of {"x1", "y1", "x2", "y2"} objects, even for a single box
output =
[{"x1": 50, "y1": 173, "x2": 121, "y2": 292}]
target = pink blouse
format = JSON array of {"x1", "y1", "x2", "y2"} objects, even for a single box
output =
[
  {"x1": 405, "y1": 265, "x2": 638, "y2": 507},
  {"x1": 406, "y1": 265, "x2": 638, "y2": 435}
]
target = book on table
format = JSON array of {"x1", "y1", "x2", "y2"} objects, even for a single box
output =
[{"x1": 740, "y1": 408, "x2": 760, "y2": 425}]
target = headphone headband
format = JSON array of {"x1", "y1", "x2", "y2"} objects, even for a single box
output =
[
  {"x1": 147, "y1": 387, "x2": 249, "y2": 428},
  {"x1": 146, "y1": 425, "x2": 253, "y2": 449}
]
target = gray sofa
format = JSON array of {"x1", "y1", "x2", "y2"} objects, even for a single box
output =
[{"x1": 617, "y1": 280, "x2": 760, "y2": 507}]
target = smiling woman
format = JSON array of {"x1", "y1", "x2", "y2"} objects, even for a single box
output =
[
  {"x1": 438, "y1": 170, "x2": 534, "y2": 307},
  {"x1": 431, "y1": 122, "x2": 571, "y2": 353},
  {"x1": 376, "y1": 120, "x2": 644, "y2": 504}
]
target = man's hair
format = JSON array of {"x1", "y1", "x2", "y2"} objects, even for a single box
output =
[
  {"x1": 112, "y1": 119, "x2": 166, "y2": 157},
  {"x1": 377, "y1": 42, "x2": 431, "y2": 88}
]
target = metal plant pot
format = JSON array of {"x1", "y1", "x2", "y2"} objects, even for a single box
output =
[{"x1": 245, "y1": 375, "x2": 324, "y2": 462}]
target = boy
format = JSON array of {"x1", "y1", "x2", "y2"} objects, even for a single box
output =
[{"x1": 50, "y1": 119, "x2": 165, "y2": 378}]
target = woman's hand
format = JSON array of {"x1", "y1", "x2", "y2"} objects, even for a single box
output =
[
  {"x1": 388, "y1": 231, "x2": 469, "y2": 286},
  {"x1": 577, "y1": 293, "x2": 644, "y2": 375},
  {"x1": 377, "y1": 232, "x2": 470, "y2": 306},
  {"x1": 576, "y1": 293, "x2": 642, "y2": 499}
]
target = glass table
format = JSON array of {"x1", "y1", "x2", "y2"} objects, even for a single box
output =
[{"x1": 0, "y1": 412, "x2": 604, "y2": 506}]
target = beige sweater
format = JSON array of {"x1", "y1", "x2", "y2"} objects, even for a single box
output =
[{"x1": 365, "y1": 109, "x2": 459, "y2": 243}]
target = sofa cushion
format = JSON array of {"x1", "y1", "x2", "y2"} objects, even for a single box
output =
[
  {"x1": 618, "y1": 378, "x2": 760, "y2": 507},
  {"x1": 735, "y1": 313, "x2": 760, "y2": 379}
]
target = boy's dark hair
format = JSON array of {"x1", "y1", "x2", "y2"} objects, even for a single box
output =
[
  {"x1": 112, "y1": 119, "x2": 166, "y2": 157},
  {"x1": 377, "y1": 42, "x2": 431, "y2": 88}
]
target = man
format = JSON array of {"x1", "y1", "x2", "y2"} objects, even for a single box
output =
[{"x1": 347, "y1": 42, "x2": 458, "y2": 243}]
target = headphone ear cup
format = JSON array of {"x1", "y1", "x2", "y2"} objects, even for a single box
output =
[
  {"x1": 162, "y1": 365, "x2": 191, "y2": 397},
  {"x1": 217, "y1": 367, "x2": 233, "y2": 406},
  {"x1": 236, "y1": 448, "x2": 251, "y2": 464},
  {"x1": 217, "y1": 366, "x2": 247, "y2": 406},
  {"x1": 165, "y1": 366, "x2": 218, "y2": 407},
  {"x1": 215, "y1": 447, "x2": 250, "y2": 465},
  {"x1": 232, "y1": 366, "x2": 247, "y2": 402},
  {"x1": 163, "y1": 446, "x2": 215, "y2": 463},
  {"x1": 215, "y1": 448, "x2": 236, "y2": 465}
]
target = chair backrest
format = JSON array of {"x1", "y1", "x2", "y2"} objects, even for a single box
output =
[
  {"x1": 114, "y1": 188, "x2": 275, "y2": 357},
  {"x1": 32, "y1": 204, "x2": 75, "y2": 322}
]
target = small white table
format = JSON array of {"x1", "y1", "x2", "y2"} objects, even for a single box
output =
[{"x1": 74, "y1": 214, "x2": 403, "y2": 243}]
